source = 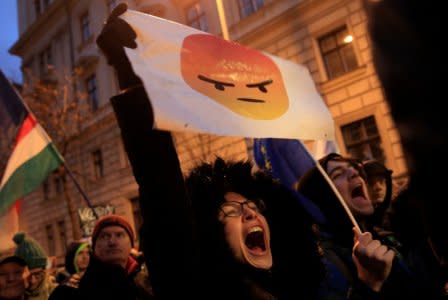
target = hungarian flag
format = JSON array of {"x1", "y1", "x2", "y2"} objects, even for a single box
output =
[{"x1": 0, "y1": 70, "x2": 64, "y2": 215}]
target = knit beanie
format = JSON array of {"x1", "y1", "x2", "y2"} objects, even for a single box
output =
[
  {"x1": 91, "y1": 215, "x2": 135, "y2": 250},
  {"x1": 13, "y1": 232, "x2": 47, "y2": 269}
]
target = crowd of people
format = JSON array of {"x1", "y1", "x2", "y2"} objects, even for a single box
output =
[{"x1": 1, "y1": 1, "x2": 446, "y2": 299}]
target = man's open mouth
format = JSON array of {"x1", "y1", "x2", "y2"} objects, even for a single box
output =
[{"x1": 351, "y1": 184, "x2": 365, "y2": 199}]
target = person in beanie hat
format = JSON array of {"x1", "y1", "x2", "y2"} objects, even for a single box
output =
[
  {"x1": 12, "y1": 232, "x2": 57, "y2": 300},
  {"x1": 49, "y1": 215, "x2": 153, "y2": 300},
  {"x1": 13, "y1": 233, "x2": 47, "y2": 271},
  {"x1": 91, "y1": 214, "x2": 135, "y2": 251}
]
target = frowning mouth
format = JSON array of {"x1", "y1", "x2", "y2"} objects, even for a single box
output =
[{"x1": 237, "y1": 98, "x2": 265, "y2": 103}]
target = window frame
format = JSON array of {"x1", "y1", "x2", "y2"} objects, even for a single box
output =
[
  {"x1": 317, "y1": 25, "x2": 359, "y2": 80},
  {"x1": 340, "y1": 115, "x2": 384, "y2": 163},
  {"x1": 334, "y1": 105, "x2": 396, "y2": 171}
]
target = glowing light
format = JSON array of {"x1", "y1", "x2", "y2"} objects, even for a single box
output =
[{"x1": 343, "y1": 35, "x2": 353, "y2": 43}]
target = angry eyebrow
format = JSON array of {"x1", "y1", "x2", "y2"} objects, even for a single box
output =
[
  {"x1": 197, "y1": 75, "x2": 235, "y2": 87},
  {"x1": 246, "y1": 79, "x2": 273, "y2": 88}
]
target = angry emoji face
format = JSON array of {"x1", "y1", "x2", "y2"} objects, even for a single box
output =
[{"x1": 181, "y1": 34, "x2": 289, "y2": 120}]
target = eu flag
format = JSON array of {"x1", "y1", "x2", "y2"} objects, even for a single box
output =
[{"x1": 253, "y1": 138, "x2": 326, "y2": 224}]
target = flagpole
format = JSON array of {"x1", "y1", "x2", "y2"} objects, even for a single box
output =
[
  {"x1": 299, "y1": 140, "x2": 361, "y2": 232},
  {"x1": 64, "y1": 164, "x2": 99, "y2": 219},
  {"x1": 216, "y1": 0, "x2": 230, "y2": 40}
]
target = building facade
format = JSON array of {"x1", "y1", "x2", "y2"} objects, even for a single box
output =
[{"x1": 8, "y1": 0, "x2": 406, "y2": 263}]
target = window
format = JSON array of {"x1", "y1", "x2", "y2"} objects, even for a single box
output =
[
  {"x1": 57, "y1": 220, "x2": 67, "y2": 254},
  {"x1": 46, "y1": 224, "x2": 55, "y2": 256},
  {"x1": 39, "y1": 51, "x2": 46, "y2": 76},
  {"x1": 54, "y1": 173, "x2": 64, "y2": 194},
  {"x1": 239, "y1": 0, "x2": 264, "y2": 18},
  {"x1": 45, "y1": 46, "x2": 53, "y2": 66},
  {"x1": 85, "y1": 74, "x2": 99, "y2": 111},
  {"x1": 39, "y1": 45, "x2": 53, "y2": 76},
  {"x1": 186, "y1": 2, "x2": 208, "y2": 32},
  {"x1": 43, "y1": 0, "x2": 51, "y2": 9},
  {"x1": 318, "y1": 26, "x2": 358, "y2": 80},
  {"x1": 130, "y1": 197, "x2": 142, "y2": 235},
  {"x1": 107, "y1": 0, "x2": 118, "y2": 13},
  {"x1": 80, "y1": 12, "x2": 91, "y2": 42},
  {"x1": 92, "y1": 149, "x2": 104, "y2": 179},
  {"x1": 34, "y1": 0, "x2": 41, "y2": 16},
  {"x1": 42, "y1": 178, "x2": 50, "y2": 200},
  {"x1": 341, "y1": 116, "x2": 384, "y2": 163}
]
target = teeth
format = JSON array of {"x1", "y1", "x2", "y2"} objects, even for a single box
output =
[{"x1": 249, "y1": 226, "x2": 263, "y2": 233}]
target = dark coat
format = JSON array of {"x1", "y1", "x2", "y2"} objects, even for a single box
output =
[{"x1": 49, "y1": 257, "x2": 152, "y2": 300}]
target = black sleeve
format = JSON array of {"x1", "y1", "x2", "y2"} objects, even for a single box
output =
[{"x1": 110, "y1": 86, "x2": 199, "y2": 299}]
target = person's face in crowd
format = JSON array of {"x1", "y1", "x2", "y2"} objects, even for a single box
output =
[
  {"x1": 0, "y1": 262, "x2": 28, "y2": 299},
  {"x1": 367, "y1": 175, "x2": 387, "y2": 206},
  {"x1": 26, "y1": 268, "x2": 44, "y2": 292},
  {"x1": 326, "y1": 159, "x2": 374, "y2": 217},
  {"x1": 218, "y1": 192, "x2": 272, "y2": 269},
  {"x1": 94, "y1": 226, "x2": 132, "y2": 268},
  {"x1": 76, "y1": 247, "x2": 90, "y2": 273}
]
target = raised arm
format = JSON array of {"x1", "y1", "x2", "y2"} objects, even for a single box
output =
[{"x1": 96, "y1": 4, "x2": 199, "y2": 299}]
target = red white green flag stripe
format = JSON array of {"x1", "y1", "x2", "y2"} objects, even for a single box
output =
[{"x1": 0, "y1": 70, "x2": 64, "y2": 214}]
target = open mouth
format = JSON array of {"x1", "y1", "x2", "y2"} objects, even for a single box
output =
[
  {"x1": 351, "y1": 185, "x2": 365, "y2": 199},
  {"x1": 245, "y1": 226, "x2": 266, "y2": 253}
]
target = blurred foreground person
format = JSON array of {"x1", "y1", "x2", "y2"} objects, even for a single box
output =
[
  {"x1": 363, "y1": 0, "x2": 448, "y2": 265},
  {"x1": 0, "y1": 255, "x2": 28, "y2": 300}
]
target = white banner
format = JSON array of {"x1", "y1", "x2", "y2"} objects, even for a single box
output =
[{"x1": 121, "y1": 10, "x2": 335, "y2": 140}]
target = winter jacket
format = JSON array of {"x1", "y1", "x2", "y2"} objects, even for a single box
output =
[{"x1": 48, "y1": 256, "x2": 152, "y2": 300}]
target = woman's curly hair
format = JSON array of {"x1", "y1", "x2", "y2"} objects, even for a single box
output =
[{"x1": 185, "y1": 157, "x2": 324, "y2": 299}]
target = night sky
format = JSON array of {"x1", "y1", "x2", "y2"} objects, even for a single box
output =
[{"x1": 0, "y1": 0, "x2": 21, "y2": 83}]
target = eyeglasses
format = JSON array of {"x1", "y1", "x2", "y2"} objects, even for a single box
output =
[
  {"x1": 220, "y1": 199, "x2": 266, "y2": 217},
  {"x1": 28, "y1": 270, "x2": 44, "y2": 280}
]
